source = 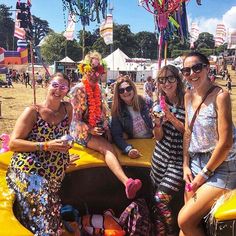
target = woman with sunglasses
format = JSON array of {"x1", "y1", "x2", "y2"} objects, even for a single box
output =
[
  {"x1": 69, "y1": 51, "x2": 142, "y2": 200},
  {"x1": 111, "y1": 75, "x2": 153, "y2": 159},
  {"x1": 6, "y1": 72, "x2": 73, "y2": 235},
  {"x1": 150, "y1": 65, "x2": 185, "y2": 235},
  {"x1": 178, "y1": 51, "x2": 236, "y2": 236}
]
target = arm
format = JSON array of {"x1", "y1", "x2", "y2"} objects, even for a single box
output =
[
  {"x1": 182, "y1": 92, "x2": 194, "y2": 184},
  {"x1": 111, "y1": 115, "x2": 133, "y2": 154},
  {"x1": 164, "y1": 105, "x2": 185, "y2": 133}
]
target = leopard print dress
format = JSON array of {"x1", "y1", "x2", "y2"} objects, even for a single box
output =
[{"x1": 6, "y1": 110, "x2": 70, "y2": 236}]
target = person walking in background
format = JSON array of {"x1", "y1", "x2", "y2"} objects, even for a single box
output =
[
  {"x1": 226, "y1": 74, "x2": 232, "y2": 94},
  {"x1": 69, "y1": 51, "x2": 142, "y2": 199},
  {"x1": 151, "y1": 65, "x2": 185, "y2": 235},
  {"x1": 178, "y1": 51, "x2": 236, "y2": 236},
  {"x1": 111, "y1": 75, "x2": 153, "y2": 159},
  {"x1": 6, "y1": 72, "x2": 73, "y2": 235},
  {"x1": 143, "y1": 75, "x2": 154, "y2": 102},
  {"x1": 24, "y1": 72, "x2": 32, "y2": 88}
]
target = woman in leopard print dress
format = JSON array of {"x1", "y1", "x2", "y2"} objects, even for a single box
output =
[{"x1": 6, "y1": 72, "x2": 73, "y2": 236}]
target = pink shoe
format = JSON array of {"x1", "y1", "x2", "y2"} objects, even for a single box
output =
[{"x1": 125, "y1": 178, "x2": 142, "y2": 199}]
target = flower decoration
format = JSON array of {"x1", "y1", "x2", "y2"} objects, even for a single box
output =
[
  {"x1": 78, "y1": 59, "x2": 107, "y2": 79},
  {"x1": 83, "y1": 79, "x2": 102, "y2": 127}
]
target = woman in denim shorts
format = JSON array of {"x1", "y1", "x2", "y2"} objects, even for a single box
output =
[{"x1": 178, "y1": 51, "x2": 236, "y2": 236}]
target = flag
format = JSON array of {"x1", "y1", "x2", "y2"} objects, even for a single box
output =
[
  {"x1": 228, "y1": 30, "x2": 236, "y2": 49},
  {"x1": 63, "y1": 13, "x2": 76, "y2": 41},
  {"x1": 100, "y1": 14, "x2": 113, "y2": 45},
  {"x1": 14, "y1": 10, "x2": 26, "y2": 39},
  {"x1": 189, "y1": 22, "x2": 199, "y2": 49},
  {"x1": 215, "y1": 24, "x2": 226, "y2": 47}
]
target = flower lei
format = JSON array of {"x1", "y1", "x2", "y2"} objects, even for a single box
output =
[{"x1": 83, "y1": 78, "x2": 102, "y2": 127}]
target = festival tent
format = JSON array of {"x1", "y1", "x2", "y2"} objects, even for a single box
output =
[{"x1": 60, "y1": 56, "x2": 75, "y2": 63}]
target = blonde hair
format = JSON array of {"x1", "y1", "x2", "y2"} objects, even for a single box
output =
[
  {"x1": 111, "y1": 75, "x2": 141, "y2": 117},
  {"x1": 84, "y1": 51, "x2": 102, "y2": 64}
]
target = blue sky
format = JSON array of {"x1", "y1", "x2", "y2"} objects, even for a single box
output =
[{"x1": 2, "y1": 0, "x2": 236, "y2": 35}]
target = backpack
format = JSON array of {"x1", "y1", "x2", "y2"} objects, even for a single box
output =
[{"x1": 118, "y1": 198, "x2": 154, "y2": 236}]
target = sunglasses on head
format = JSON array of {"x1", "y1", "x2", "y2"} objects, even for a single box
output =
[
  {"x1": 158, "y1": 75, "x2": 176, "y2": 84},
  {"x1": 181, "y1": 63, "x2": 207, "y2": 76},
  {"x1": 50, "y1": 82, "x2": 69, "y2": 91},
  {"x1": 118, "y1": 85, "x2": 133, "y2": 94}
]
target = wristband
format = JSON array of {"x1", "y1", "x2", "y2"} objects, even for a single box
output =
[
  {"x1": 125, "y1": 145, "x2": 132, "y2": 154},
  {"x1": 202, "y1": 166, "x2": 213, "y2": 177},
  {"x1": 199, "y1": 171, "x2": 209, "y2": 180},
  {"x1": 44, "y1": 142, "x2": 49, "y2": 151},
  {"x1": 36, "y1": 142, "x2": 44, "y2": 151}
]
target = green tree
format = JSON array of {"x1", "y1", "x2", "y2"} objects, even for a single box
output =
[
  {"x1": 40, "y1": 32, "x2": 81, "y2": 64},
  {"x1": 0, "y1": 4, "x2": 15, "y2": 50},
  {"x1": 134, "y1": 31, "x2": 157, "y2": 59},
  {"x1": 32, "y1": 15, "x2": 52, "y2": 46},
  {"x1": 195, "y1": 32, "x2": 215, "y2": 50}
]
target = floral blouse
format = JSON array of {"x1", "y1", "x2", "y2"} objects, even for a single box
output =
[{"x1": 69, "y1": 82, "x2": 110, "y2": 140}]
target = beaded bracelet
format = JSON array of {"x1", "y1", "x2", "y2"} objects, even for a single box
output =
[
  {"x1": 43, "y1": 142, "x2": 49, "y2": 151},
  {"x1": 36, "y1": 142, "x2": 44, "y2": 151}
]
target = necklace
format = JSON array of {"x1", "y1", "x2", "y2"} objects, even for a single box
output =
[{"x1": 83, "y1": 78, "x2": 102, "y2": 127}]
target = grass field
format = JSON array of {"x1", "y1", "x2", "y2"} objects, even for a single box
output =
[{"x1": 0, "y1": 67, "x2": 236, "y2": 135}]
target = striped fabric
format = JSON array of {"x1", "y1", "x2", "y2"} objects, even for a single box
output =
[
  {"x1": 215, "y1": 24, "x2": 226, "y2": 47},
  {"x1": 14, "y1": 10, "x2": 26, "y2": 40},
  {"x1": 228, "y1": 30, "x2": 236, "y2": 50},
  {"x1": 63, "y1": 13, "x2": 76, "y2": 41},
  {"x1": 150, "y1": 104, "x2": 185, "y2": 193},
  {"x1": 99, "y1": 14, "x2": 113, "y2": 45},
  {"x1": 189, "y1": 22, "x2": 199, "y2": 49}
]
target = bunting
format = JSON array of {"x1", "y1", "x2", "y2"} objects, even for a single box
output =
[
  {"x1": 100, "y1": 14, "x2": 113, "y2": 45},
  {"x1": 63, "y1": 13, "x2": 76, "y2": 41},
  {"x1": 215, "y1": 24, "x2": 226, "y2": 47}
]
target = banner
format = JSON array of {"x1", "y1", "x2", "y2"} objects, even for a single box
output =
[
  {"x1": 228, "y1": 30, "x2": 236, "y2": 49},
  {"x1": 215, "y1": 24, "x2": 226, "y2": 47},
  {"x1": 100, "y1": 14, "x2": 113, "y2": 45},
  {"x1": 63, "y1": 13, "x2": 76, "y2": 41},
  {"x1": 14, "y1": 10, "x2": 26, "y2": 39},
  {"x1": 189, "y1": 22, "x2": 199, "y2": 49}
]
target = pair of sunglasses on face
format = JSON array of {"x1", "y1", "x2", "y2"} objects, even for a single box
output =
[
  {"x1": 158, "y1": 75, "x2": 176, "y2": 84},
  {"x1": 50, "y1": 82, "x2": 69, "y2": 91},
  {"x1": 118, "y1": 85, "x2": 133, "y2": 94},
  {"x1": 181, "y1": 63, "x2": 207, "y2": 76}
]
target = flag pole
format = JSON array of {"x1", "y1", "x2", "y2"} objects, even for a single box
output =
[{"x1": 30, "y1": 40, "x2": 36, "y2": 104}]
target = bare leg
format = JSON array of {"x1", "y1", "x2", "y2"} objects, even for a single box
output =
[
  {"x1": 87, "y1": 135, "x2": 142, "y2": 199},
  {"x1": 178, "y1": 184, "x2": 227, "y2": 236}
]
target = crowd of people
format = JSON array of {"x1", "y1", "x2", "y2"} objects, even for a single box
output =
[{"x1": 5, "y1": 50, "x2": 236, "y2": 236}]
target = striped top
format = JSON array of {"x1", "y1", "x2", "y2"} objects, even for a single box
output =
[{"x1": 150, "y1": 103, "x2": 185, "y2": 192}]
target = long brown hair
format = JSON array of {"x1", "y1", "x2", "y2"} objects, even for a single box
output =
[
  {"x1": 111, "y1": 75, "x2": 141, "y2": 117},
  {"x1": 157, "y1": 65, "x2": 184, "y2": 106}
]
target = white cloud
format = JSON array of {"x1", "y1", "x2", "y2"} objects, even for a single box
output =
[{"x1": 188, "y1": 6, "x2": 236, "y2": 36}]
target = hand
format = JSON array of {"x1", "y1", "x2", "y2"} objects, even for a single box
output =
[
  {"x1": 89, "y1": 126, "x2": 104, "y2": 136},
  {"x1": 190, "y1": 173, "x2": 207, "y2": 192},
  {"x1": 46, "y1": 139, "x2": 71, "y2": 153},
  {"x1": 163, "y1": 105, "x2": 172, "y2": 121},
  {"x1": 128, "y1": 148, "x2": 142, "y2": 159},
  {"x1": 105, "y1": 129, "x2": 112, "y2": 142},
  {"x1": 183, "y1": 165, "x2": 193, "y2": 184}
]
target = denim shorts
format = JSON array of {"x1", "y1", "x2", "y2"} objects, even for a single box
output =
[{"x1": 190, "y1": 152, "x2": 236, "y2": 190}]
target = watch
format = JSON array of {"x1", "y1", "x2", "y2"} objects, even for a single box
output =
[{"x1": 202, "y1": 166, "x2": 213, "y2": 177}]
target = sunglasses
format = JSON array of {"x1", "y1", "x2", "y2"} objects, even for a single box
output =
[
  {"x1": 50, "y1": 82, "x2": 69, "y2": 91},
  {"x1": 118, "y1": 85, "x2": 133, "y2": 94},
  {"x1": 181, "y1": 63, "x2": 207, "y2": 76},
  {"x1": 158, "y1": 75, "x2": 176, "y2": 84}
]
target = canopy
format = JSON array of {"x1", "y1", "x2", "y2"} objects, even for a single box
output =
[
  {"x1": 104, "y1": 48, "x2": 130, "y2": 71},
  {"x1": 60, "y1": 56, "x2": 75, "y2": 63}
]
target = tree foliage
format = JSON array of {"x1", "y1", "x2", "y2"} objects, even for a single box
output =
[
  {"x1": 32, "y1": 15, "x2": 52, "y2": 46},
  {"x1": 0, "y1": 4, "x2": 15, "y2": 50}
]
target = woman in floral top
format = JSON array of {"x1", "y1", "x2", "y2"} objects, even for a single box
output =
[{"x1": 69, "y1": 51, "x2": 142, "y2": 200}]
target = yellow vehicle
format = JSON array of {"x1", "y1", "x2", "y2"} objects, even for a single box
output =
[{"x1": 0, "y1": 139, "x2": 236, "y2": 235}]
